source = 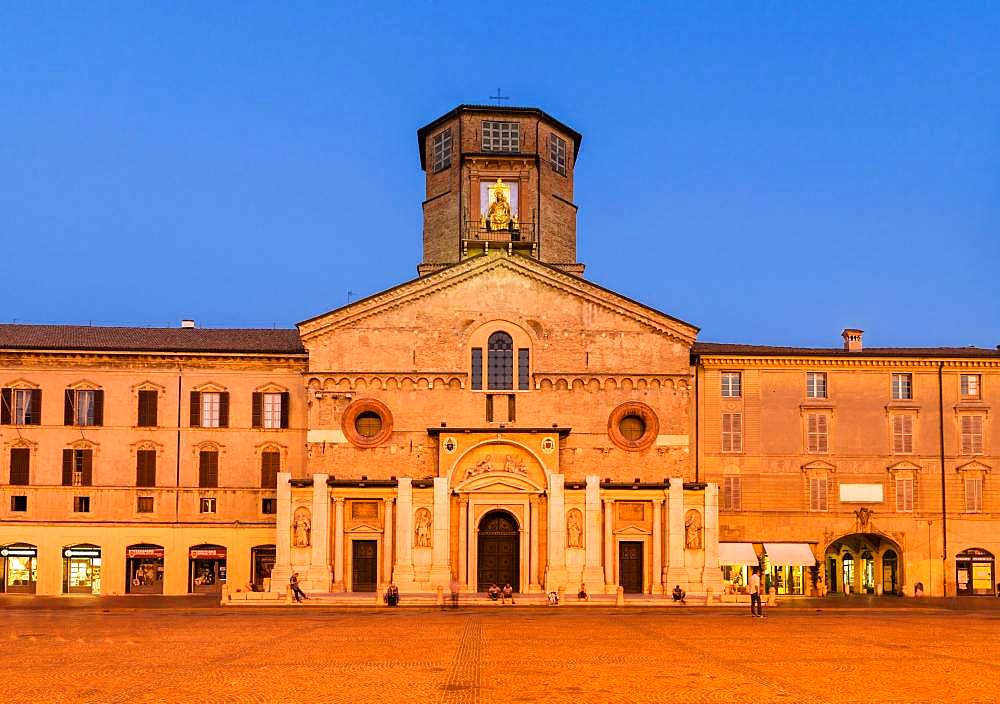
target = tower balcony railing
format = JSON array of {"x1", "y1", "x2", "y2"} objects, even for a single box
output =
[{"x1": 463, "y1": 221, "x2": 536, "y2": 243}]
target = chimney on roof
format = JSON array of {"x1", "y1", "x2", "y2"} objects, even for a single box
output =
[
  {"x1": 180, "y1": 319, "x2": 196, "y2": 329},
  {"x1": 842, "y1": 328, "x2": 863, "y2": 352}
]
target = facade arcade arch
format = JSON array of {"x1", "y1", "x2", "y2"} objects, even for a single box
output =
[{"x1": 823, "y1": 532, "x2": 904, "y2": 596}]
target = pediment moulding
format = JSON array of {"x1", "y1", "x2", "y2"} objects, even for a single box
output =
[
  {"x1": 192, "y1": 440, "x2": 225, "y2": 455},
  {"x1": 306, "y1": 374, "x2": 466, "y2": 393},
  {"x1": 955, "y1": 459, "x2": 991, "y2": 474},
  {"x1": 68, "y1": 438, "x2": 98, "y2": 451},
  {"x1": 699, "y1": 356, "x2": 1000, "y2": 370},
  {"x1": 254, "y1": 382, "x2": 289, "y2": 393},
  {"x1": 1, "y1": 377, "x2": 40, "y2": 389},
  {"x1": 801, "y1": 460, "x2": 836, "y2": 474},
  {"x1": 297, "y1": 256, "x2": 697, "y2": 346},
  {"x1": 130, "y1": 380, "x2": 167, "y2": 393},
  {"x1": 887, "y1": 459, "x2": 923, "y2": 473},
  {"x1": 129, "y1": 439, "x2": 165, "y2": 454},
  {"x1": 192, "y1": 381, "x2": 228, "y2": 393},
  {"x1": 67, "y1": 379, "x2": 102, "y2": 390},
  {"x1": 4, "y1": 437, "x2": 39, "y2": 452}
]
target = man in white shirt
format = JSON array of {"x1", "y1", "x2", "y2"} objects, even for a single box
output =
[{"x1": 749, "y1": 567, "x2": 763, "y2": 617}]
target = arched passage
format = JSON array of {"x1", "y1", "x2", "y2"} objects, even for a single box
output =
[
  {"x1": 824, "y1": 533, "x2": 903, "y2": 596},
  {"x1": 477, "y1": 510, "x2": 519, "y2": 592}
]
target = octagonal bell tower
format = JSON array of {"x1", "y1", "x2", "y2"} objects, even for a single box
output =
[{"x1": 416, "y1": 105, "x2": 583, "y2": 277}]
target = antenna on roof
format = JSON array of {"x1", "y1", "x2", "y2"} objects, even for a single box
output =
[
  {"x1": 488, "y1": 88, "x2": 509, "y2": 106},
  {"x1": 347, "y1": 290, "x2": 355, "y2": 305}
]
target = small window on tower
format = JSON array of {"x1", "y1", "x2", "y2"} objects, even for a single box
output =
[
  {"x1": 432, "y1": 128, "x2": 452, "y2": 172},
  {"x1": 482, "y1": 121, "x2": 520, "y2": 152},
  {"x1": 549, "y1": 134, "x2": 567, "y2": 175}
]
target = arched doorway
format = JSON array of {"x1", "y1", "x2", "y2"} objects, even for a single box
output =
[
  {"x1": 477, "y1": 510, "x2": 519, "y2": 592},
  {"x1": 825, "y1": 533, "x2": 902, "y2": 596}
]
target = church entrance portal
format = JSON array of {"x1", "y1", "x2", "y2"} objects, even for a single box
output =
[
  {"x1": 477, "y1": 511, "x2": 519, "y2": 592},
  {"x1": 619, "y1": 541, "x2": 644, "y2": 593},
  {"x1": 351, "y1": 540, "x2": 377, "y2": 592}
]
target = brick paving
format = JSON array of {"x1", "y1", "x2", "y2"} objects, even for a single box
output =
[{"x1": 3, "y1": 604, "x2": 1000, "y2": 703}]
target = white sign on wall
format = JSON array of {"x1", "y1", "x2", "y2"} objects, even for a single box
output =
[{"x1": 838, "y1": 483, "x2": 884, "y2": 503}]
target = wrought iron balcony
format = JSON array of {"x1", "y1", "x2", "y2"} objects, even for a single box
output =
[{"x1": 463, "y1": 221, "x2": 536, "y2": 243}]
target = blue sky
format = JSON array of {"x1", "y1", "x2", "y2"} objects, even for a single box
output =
[{"x1": 2, "y1": 2, "x2": 997, "y2": 347}]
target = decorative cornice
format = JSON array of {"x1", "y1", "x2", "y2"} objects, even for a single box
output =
[
  {"x1": 306, "y1": 373, "x2": 466, "y2": 392},
  {"x1": 699, "y1": 356, "x2": 1000, "y2": 370}
]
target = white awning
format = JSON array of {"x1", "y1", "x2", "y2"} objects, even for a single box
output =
[
  {"x1": 718, "y1": 542, "x2": 759, "y2": 566},
  {"x1": 763, "y1": 543, "x2": 816, "y2": 566}
]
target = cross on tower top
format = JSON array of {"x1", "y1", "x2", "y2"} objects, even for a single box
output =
[{"x1": 488, "y1": 88, "x2": 509, "y2": 106}]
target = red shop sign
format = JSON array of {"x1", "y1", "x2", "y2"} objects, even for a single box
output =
[
  {"x1": 127, "y1": 547, "x2": 164, "y2": 559},
  {"x1": 189, "y1": 548, "x2": 226, "y2": 560}
]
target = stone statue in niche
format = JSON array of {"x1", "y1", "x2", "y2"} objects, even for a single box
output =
[
  {"x1": 414, "y1": 507, "x2": 432, "y2": 548},
  {"x1": 292, "y1": 507, "x2": 312, "y2": 548},
  {"x1": 465, "y1": 454, "x2": 494, "y2": 479},
  {"x1": 684, "y1": 509, "x2": 702, "y2": 550},
  {"x1": 503, "y1": 455, "x2": 528, "y2": 475},
  {"x1": 566, "y1": 509, "x2": 584, "y2": 548}
]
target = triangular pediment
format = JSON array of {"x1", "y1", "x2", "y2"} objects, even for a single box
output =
[
  {"x1": 956, "y1": 459, "x2": 991, "y2": 474},
  {"x1": 801, "y1": 460, "x2": 836, "y2": 473},
  {"x1": 298, "y1": 253, "x2": 698, "y2": 346},
  {"x1": 349, "y1": 522, "x2": 381, "y2": 532},
  {"x1": 455, "y1": 472, "x2": 544, "y2": 494},
  {"x1": 887, "y1": 460, "x2": 922, "y2": 473},
  {"x1": 615, "y1": 524, "x2": 648, "y2": 536}
]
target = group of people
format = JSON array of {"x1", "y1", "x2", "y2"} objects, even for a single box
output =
[{"x1": 486, "y1": 583, "x2": 515, "y2": 604}]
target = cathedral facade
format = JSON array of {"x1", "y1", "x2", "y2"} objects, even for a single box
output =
[{"x1": 1, "y1": 105, "x2": 997, "y2": 599}]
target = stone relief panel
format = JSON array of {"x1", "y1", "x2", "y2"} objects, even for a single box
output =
[
  {"x1": 414, "y1": 507, "x2": 432, "y2": 548},
  {"x1": 685, "y1": 509, "x2": 702, "y2": 549},
  {"x1": 292, "y1": 507, "x2": 312, "y2": 548},
  {"x1": 566, "y1": 508, "x2": 584, "y2": 548},
  {"x1": 351, "y1": 501, "x2": 379, "y2": 521}
]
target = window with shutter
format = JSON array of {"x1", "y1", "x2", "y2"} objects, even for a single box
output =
[
  {"x1": 431, "y1": 128, "x2": 452, "y2": 172},
  {"x1": 807, "y1": 413, "x2": 829, "y2": 453},
  {"x1": 136, "y1": 450, "x2": 156, "y2": 487},
  {"x1": 809, "y1": 477, "x2": 828, "y2": 511},
  {"x1": 895, "y1": 477, "x2": 914, "y2": 512},
  {"x1": 549, "y1": 134, "x2": 567, "y2": 175},
  {"x1": 199, "y1": 451, "x2": 219, "y2": 488},
  {"x1": 137, "y1": 390, "x2": 157, "y2": 427},
  {"x1": 260, "y1": 451, "x2": 280, "y2": 488},
  {"x1": 9, "y1": 448, "x2": 30, "y2": 485},
  {"x1": 892, "y1": 414, "x2": 914, "y2": 454},
  {"x1": 262, "y1": 393, "x2": 283, "y2": 429},
  {"x1": 965, "y1": 477, "x2": 983, "y2": 513},
  {"x1": 200, "y1": 392, "x2": 221, "y2": 428},
  {"x1": 68, "y1": 389, "x2": 98, "y2": 426},
  {"x1": 961, "y1": 415, "x2": 984, "y2": 455},
  {"x1": 5, "y1": 388, "x2": 41, "y2": 425},
  {"x1": 960, "y1": 374, "x2": 981, "y2": 399},
  {"x1": 64, "y1": 449, "x2": 93, "y2": 486},
  {"x1": 722, "y1": 413, "x2": 743, "y2": 453},
  {"x1": 722, "y1": 477, "x2": 742, "y2": 511}
]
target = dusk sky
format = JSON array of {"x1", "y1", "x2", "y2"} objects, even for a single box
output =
[{"x1": 2, "y1": 3, "x2": 997, "y2": 347}]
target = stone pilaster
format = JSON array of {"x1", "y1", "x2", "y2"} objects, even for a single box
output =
[
  {"x1": 701, "y1": 483, "x2": 725, "y2": 593},
  {"x1": 545, "y1": 473, "x2": 568, "y2": 591},
  {"x1": 382, "y1": 497, "x2": 394, "y2": 588},
  {"x1": 651, "y1": 497, "x2": 663, "y2": 594},
  {"x1": 665, "y1": 476, "x2": 688, "y2": 589},
  {"x1": 458, "y1": 496, "x2": 469, "y2": 588},
  {"x1": 332, "y1": 497, "x2": 345, "y2": 591},
  {"x1": 528, "y1": 496, "x2": 541, "y2": 592},
  {"x1": 269, "y1": 471, "x2": 293, "y2": 592},
  {"x1": 306, "y1": 474, "x2": 332, "y2": 591},
  {"x1": 603, "y1": 498, "x2": 615, "y2": 591},
  {"x1": 582, "y1": 476, "x2": 605, "y2": 589},
  {"x1": 428, "y1": 477, "x2": 451, "y2": 586},
  {"x1": 393, "y1": 478, "x2": 416, "y2": 588}
]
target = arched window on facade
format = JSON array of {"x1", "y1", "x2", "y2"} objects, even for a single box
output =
[{"x1": 487, "y1": 331, "x2": 514, "y2": 390}]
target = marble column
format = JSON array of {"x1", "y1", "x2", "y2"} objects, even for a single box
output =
[
  {"x1": 545, "y1": 473, "x2": 568, "y2": 591},
  {"x1": 458, "y1": 496, "x2": 469, "y2": 588},
  {"x1": 428, "y1": 477, "x2": 451, "y2": 586},
  {"x1": 270, "y1": 471, "x2": 293, "y2": 591},
  {"x1": 382, "y1": 497, "x2": 394, "y2": 588},
  {"x1": 529, "y1": 496, "x2": 541, "y2": 592},
  {"x1": 582, "y1": 476, "x2": 605, "y2": 588},
  {"x1": 665, "y1": 476, "x2": 688, "y2": 588},
  {"x1": 651, "y1": 498, "x2": 663, "y2": 594},
  {"x1": 393, "y1": 478, "x2": 415, "y2": 588},
  {"x1": 307, "y1": 474, "x2": 332, "y2": 590},
  {"x1": 332, "y1": 497, "x2": 345, "y2": 590},
  {"x1": 603, "y1": 498, "x2": 615, "y2": 591},
  {"x1": 700, "y1": 483, "x2": 725, "y2": 592}
]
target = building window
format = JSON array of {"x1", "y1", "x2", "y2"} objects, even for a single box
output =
[
  {"x1": 549, "y1": 134, "x2": 567, "y2": 175},
  {"x1": 432, "y1": 128, "x2": 452, "y2": 172},
  {"x1": 721, "y1": 413, "x2": 743, "y2": 453},
  {"x1": 199, "y1": 497, "x2": 217, "y2": 514},
  {"x1": 136, "y1": 450, "x2": 156, "y2": 487},
  {"x1": 961, "y1": 374, "x2": 981, "y2": 399},
  {"x1": 892, "y1": 414, "x2": 914, "y2": 454},
  {"x1": 809, "y1": 477, "x2": 828, "y2": 512},
  {"x1": 261, "y1": 498, "x2": 277, "y2": 515},
  {"x1": 11, "y1": 495, "x2": 27, "y2": 512},
  {"x1": 62, "y1": 449, "x2": 93, "y2": 486},
  {"x1": 253, "y1": 391, "x2": 289, "y2": 429},
  {"x1": 806, "y1": 413, "x2": 829, "y2": 453},
  {"x1": 487, "y1": 331, "x2": 514, "y2": 390},
  {"x1": 961, "y1": 415, "x2": 985, "y2": 455},
  {"x1": 721, "y1": 372, "x2": 741, "y2": 398},
  {"x1": 518, "y1": 348, "x2": 530, "y2": 390},
  {"x1": 73, "y1": 496, "x2": 91, "y2": 513},
  {"x1": 471, "y1": 348, "x2": 483, "y2": 390},
  {"x1": 137, "y1": 390, "x2": 158, "y2": 427},
  {"x1": 891, "y1": 373, "x2": 912, "y2": 400},
  {"x1": 9, "y1": 447, "x2": 30, "y2": 485},
  {"x1": 965, "y1": 477, "x2": 983, "y2": 513},
  {"x1": 619, "y1": 415, "x2": 645, "y2": 441},
  {"x1": 355, "y1": 412, "x2": 383, "y2": 438},
  {"x1": 482, "y1": 120, "x2": 519, "y2": 152},
  {"x1": 260, "y1": 451, "x2": 280, "y2": 488},
  {"x1": 136, "y1": 496, "x2": 154, "y2": 513},
  {"x1": 722, "y1": 477, "x2": 742, "y2": 511},
  {"x1": 806, "y1": 372, "x2": 827, "y2": 399},
  {"x1": 65, "y1": 389, "x2": 103, "y2": 426},
  {"x1": 1, "y1": 388, "x2": 41, "y2": 425},
  {"x1": 895, "y1": 477, "x2": 914, "y2": 512},
  {"x1": 190, "y1": 391, "x2": 229, "y2": 428},
  {"x1": 199, "y1": 451, "x2": 219, "y2": 488}
]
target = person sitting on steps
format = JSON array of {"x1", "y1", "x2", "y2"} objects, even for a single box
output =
[{"x1": 672, "y1": 584, "x2": 686, "y2": 604}]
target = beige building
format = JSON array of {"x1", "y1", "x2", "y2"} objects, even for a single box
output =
[{"x1": 1, "y1": 104, "x2": 997, "y2": 599}]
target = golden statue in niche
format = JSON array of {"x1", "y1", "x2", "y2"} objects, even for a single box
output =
[{"x1": 484, "y1": 178, "x2": 517, "y2": 231}]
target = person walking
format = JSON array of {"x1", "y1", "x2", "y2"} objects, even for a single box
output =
[
  {"x1": 289, "y1": 572, "x2": 308, "y2": 603},
  {"x1": 749, "y1": 566, "x2": 763, "y2": 618}
]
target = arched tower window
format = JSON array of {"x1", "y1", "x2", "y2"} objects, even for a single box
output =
[{"x1": 487, "y1": 331, "x2": 514, "y2": 390}]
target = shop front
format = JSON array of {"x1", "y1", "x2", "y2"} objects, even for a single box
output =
[
  {"x1": 126, "y1": 544, "x2": 165, "y2": 594},
  {"x1": 189, "y1": 545, "x2": 227, "y2": 593},
  {"x1": 251, "y1": 545, "x2": 276, "y2": 592},
  {"x1": 1, "y1": 543, "x2": 38, "y2": 594},
  {"x1": 718, "y1": 542, "x2": 759, "y2": 594},
  {"x1": 63, "y1": 544, "x2": 102, "y2": 595},
  {"x1": 762, "y1": 543, "x2": 815, "y2": 596},
  {"x1": 956, "y1": 548, "x2": 996, "y2": 596}
]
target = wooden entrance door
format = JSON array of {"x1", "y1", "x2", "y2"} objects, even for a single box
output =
[
  {"x1": 351, "y1": 540, "x2": 378, "y2": 592},
  {"x1": 477, "y1": 511, "x2": 519, "y2": 592},
  {"x1": 619, "y1": 541, "x2": 644, "y2": 593}
]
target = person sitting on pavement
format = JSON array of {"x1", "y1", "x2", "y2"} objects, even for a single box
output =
[
  {"x1": 488, "y1": 583, "x2": 501, "y2": 601},
  {"x1": 578, "y1": 583, "x2": 589, "y2": 601},
  {"x1": 384, "y1": 583, "x2": 400, "y2": 607},
  {"x1": 501, "y1": 583, "x2": 514, "y2": 604},
  {"x1": 671, "y1": 584, "x2": 686, "y2": 604}
]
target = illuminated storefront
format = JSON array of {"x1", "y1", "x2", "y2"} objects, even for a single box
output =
[
  {"x1": 126, "y1": 544, "x2": 165, "y2": 594},
  {"x1": 956, "y1": 548, "x2": 996, "y2": 596},
  {"x1": 63, "y1": 544, "x2": 102, "y2": 594},
  {"x1": 718, "y1": 542, "x2": 759, "y2": 594},
  {"x1": 762, "y1": 543, "x2": 815, "y2": 596},
  {"x1": 189, "y1": 545, "x2": 227, "y2": 593},
  {"x1": 1, "y1": 544, "x2": 38, "y2": 594}
]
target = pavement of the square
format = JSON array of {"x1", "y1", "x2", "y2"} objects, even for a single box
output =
[{"x1": 3, "y1": 602, "x2": 1000, "y2": 704}]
